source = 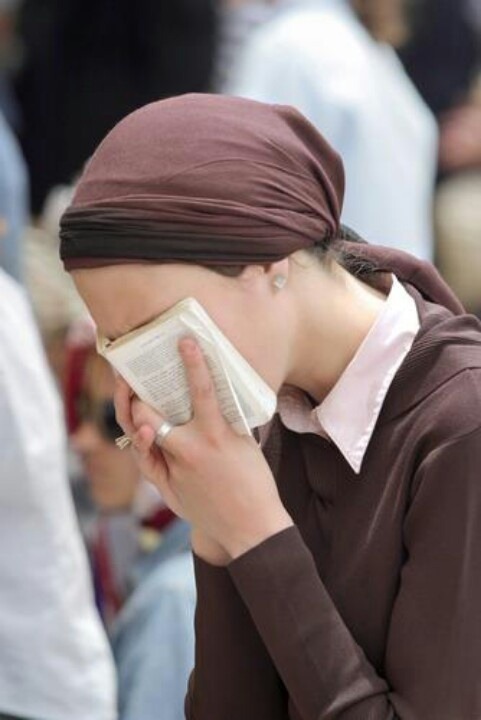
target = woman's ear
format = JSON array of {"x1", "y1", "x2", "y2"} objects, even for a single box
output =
[
  {"x1": 266, "y1": 258, "x2": 290, "y2": 292},
  {"x1": 237, "y1": 258, "x2": 290, "y2": 294}
]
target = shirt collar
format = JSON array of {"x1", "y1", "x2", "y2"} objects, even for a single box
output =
[{"x1": 277, "y1": 275, "x2": 420, "y2": 474}]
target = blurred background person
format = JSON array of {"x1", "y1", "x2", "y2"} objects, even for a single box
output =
[
  {"x1": 22, "y1": 182, "x2": 85, "y2": 387},
  {"x1": 399, "y1": 0, "x2": 479, "y2": 119},
  {"x1": 433, "y1": 169, "x2": 481, "y2": 316},
  {"x1": 400, "y1": 0, "x2": 481, "y2": 314},
  {"x1": 0, "y1": 0, "x2": 22, "y2": 127},
  {"x1": 13, "y1": 0, "x2": 218, "y2": 215},
  {"x1": 225, "y1": 0, "x2": 437, "y2": 260},
  {"x1": 65, "y1": 321, "x2": 196, "y2": 720},
  {"x1": 0, "y1": 263, "x2": 116, "y2": 720},
  {"x1": 434, "y1": 84, "x2": 481, "y2": 316},
  {"x1": 0, "y1": 0, "x2": 27, "y2": 283},
  {"x1": 0, "y1": 108, "x2": 26, "y2": 281}
]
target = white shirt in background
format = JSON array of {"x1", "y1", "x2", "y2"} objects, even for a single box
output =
[
  {"x1": 226, "y1": 0, "x2": 438, "y2": 260},
  {"x1": 0, "y1": 270, "x2": 117, "y2": 720}
]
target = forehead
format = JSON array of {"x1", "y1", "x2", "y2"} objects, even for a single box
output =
[
  {"x1": 71, "y1": 265, "x2": 159, "y2": 338},
  {"x1": 71, "y1": 262, "x2": 228, "y2": 339}
]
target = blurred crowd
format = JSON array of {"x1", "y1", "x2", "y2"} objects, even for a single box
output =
[{"x1": 0, "y1": 1, "x2": 480, "y2": 719}]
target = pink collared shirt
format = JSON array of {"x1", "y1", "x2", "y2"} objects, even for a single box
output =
[{"x1": 275, "y1": 275, "x2": 420, "y2": 474}]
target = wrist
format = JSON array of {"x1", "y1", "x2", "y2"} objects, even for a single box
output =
[
  {"x1": 191, "y1": 528, "x2": 231, "y2": 566},
  {"x1": 225, "y1": 510, "x2": 294, "y2": 561}
]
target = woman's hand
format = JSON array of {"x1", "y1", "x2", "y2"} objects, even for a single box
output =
[
  {"x1": 113, "y1": 337, "x2": 292, "y2": 563},
  {"x1": 190, "y1": 528, "x2": 231, "y2": 566}
]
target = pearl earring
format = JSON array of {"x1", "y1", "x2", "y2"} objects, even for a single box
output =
[{"x1": 272, "y1": 274, "x2": 287, "y2": 290}]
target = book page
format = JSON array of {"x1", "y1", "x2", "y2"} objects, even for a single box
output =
[
  {"x1": 99, "y1": 298, "x2": 277, "y2": 434},
  {"x1": 105, "y1": 312, "x2": 251, "y2": 434},
  {"x1": 180, "y1": 303, "x2": 277, "y2": 427}
]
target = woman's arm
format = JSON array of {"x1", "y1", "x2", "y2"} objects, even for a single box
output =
[
  {"x1": 223, "y1": 425, "x2": 481, "y2": 719},
  {"x1": 185, "y1": 556, "x2": 289, "y2": 719}
]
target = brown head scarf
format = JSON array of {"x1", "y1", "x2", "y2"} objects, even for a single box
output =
[{"x1": 60, "y1": 93, "x2": 345, "y2": 269}]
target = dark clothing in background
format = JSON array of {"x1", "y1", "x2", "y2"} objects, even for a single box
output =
[
  {"x1": 14, "y1": 0, "x2": 217, "y2": 213},
  {"x1": 399, "y1": 0, "x2": 479, "y2": 116},
  {"x1": 186, "y1": 243, "x2": 481, "y2": 719}
]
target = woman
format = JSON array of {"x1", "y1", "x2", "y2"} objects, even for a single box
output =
[{"x1": 59, "y1": 93, "x2": 481, "y2": 719}]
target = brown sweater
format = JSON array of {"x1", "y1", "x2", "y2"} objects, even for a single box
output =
[{"x1": 185, "y1": 244, "x2": 481, "y2": 720}]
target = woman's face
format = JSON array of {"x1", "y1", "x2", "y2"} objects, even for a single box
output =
[
  {"x1": 72, "y1": 261, "x2": 292, "y2": 393},
  {"x1": 71, "y1": 351, "x2": 139, "y2": 511}
]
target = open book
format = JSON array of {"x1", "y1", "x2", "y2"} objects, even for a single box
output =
[{"x1": 96, "y1": 298, "x2": 277, "y2": 435}]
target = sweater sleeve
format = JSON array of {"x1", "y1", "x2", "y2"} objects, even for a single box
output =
[
  {"x1": 185, "y1": 555, "x2": 289, "y2": 719},
  {"x1": 227, "y1": 425, "x2": 481, "y2": 720}
]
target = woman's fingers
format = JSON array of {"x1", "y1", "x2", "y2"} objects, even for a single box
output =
[
  {"x1": 178, "y1": 337, "x2": 224, "y2": 430},
  {"x1": 132, "y1": 425, "x2": 182, "y2": 516},
  {"x1": 131, "y1": 396, "x2": 181, "y2": 458},
  {"x1": 115, "y1": 336, "x2": 226, "y2": 463},
  {"x1": 131, "y1": 396, "x2": 163, "y2": 432},
  {"x1": 133, "y1": 424, "x2": 166, "y2": 475}
]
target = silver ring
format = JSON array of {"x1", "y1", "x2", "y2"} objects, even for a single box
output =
[
  {"x1": 155, "y1": 419, "x2": 175, "y2": 447},
  {"x1": 115, "y1": 434, "x2": 132, "y2": 450}
]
